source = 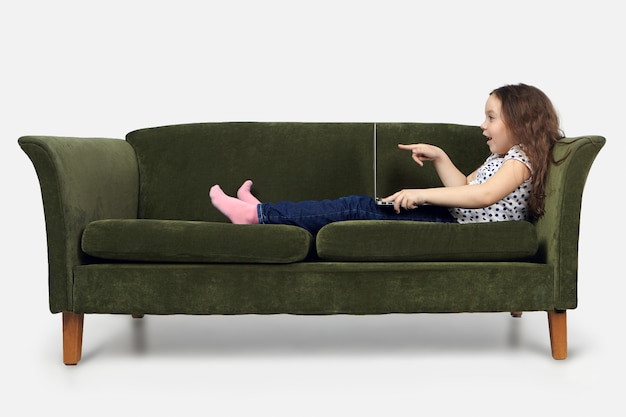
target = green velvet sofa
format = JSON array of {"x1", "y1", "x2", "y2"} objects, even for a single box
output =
[{"x1": 18, "y1": 122, "x2": 604, "y2": 364}]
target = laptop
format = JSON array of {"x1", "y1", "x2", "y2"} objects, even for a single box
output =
[{"x1": 373, "y1": 123, "x2": 395, "y2": 206}]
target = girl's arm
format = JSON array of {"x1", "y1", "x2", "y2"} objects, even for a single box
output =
[
  {"x1": 384, "y1": 159, "x2": 531, "y2": 214},
  {"x1": 398, "y1": 143, "x2": 469, "y2": 186}
]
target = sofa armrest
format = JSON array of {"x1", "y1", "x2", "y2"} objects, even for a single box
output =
[
  {"x1": 535, "y1": 135, "x2": 605, "y2": 309},
  {"x1": 19, "y1": 135, "x2": 139, "y2": 313}
]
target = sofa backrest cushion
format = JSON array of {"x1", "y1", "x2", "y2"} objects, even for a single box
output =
[
  {"x1": 127, "y1": 123, "x2": 372, "y2": 222},
  {"x1": 374, "y1": 123, "x2": 487, "y2": 196}
]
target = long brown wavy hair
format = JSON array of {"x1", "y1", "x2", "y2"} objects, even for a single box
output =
[{"x1": 490, "y1": 84, "x2": 565, "y2": 219}]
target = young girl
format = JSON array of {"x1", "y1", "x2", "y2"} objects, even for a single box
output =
[{"x1": 209, "y1": 83, "x2": 564, "y2": 234}]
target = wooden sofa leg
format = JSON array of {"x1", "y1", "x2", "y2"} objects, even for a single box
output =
[
  {"x1": 62, "y1": 312, "x2": 84, "y2": 365},
  {"x1": 547, "y1": 310, "x2": 567, "y2": 360}
]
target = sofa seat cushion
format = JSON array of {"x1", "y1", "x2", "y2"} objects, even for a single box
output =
[
  {"x1": 315, "y1": 220, "x2": 538, "y2": 262},
  {"x1": 82, "y1": 219, "x2": 313, "y2": 264}
]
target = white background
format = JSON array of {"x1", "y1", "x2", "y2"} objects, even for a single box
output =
[{"x1": 2, "y1": 1, "x2": 623, "y2": 415}]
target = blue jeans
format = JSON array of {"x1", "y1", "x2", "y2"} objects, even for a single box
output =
[{"x1": 257, "y1": 195, "x2": 457, "y2": 234}]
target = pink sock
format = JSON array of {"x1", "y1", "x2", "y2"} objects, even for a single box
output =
[
  {"x1": 237, "y1": 180, "x2": 261, "y2": 204},
  {"x1": 209, "y1": 185, "x2": 259, "y2": 225}
]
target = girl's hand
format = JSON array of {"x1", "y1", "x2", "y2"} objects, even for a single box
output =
[
  {"x1": 397, "y1": 143, "x2": 443, "y2": 166},
  {"x1": 383, "y1": 189, "x2": 426, "y2": 214}
]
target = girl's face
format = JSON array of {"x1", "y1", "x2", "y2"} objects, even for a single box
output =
[{"x1": 480, "y1": 94, "x2": 516, "y2": 154}]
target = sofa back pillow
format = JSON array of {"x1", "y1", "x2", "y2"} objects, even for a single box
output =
[{"x1": 127, "y1": 122, "x2": 373, "y2": 222}]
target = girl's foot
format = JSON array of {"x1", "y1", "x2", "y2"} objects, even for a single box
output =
[
  {"x1": 237, "y1": 180, "x2": 261, "y2": 204},
  {"x1": 209, "y1": 185, "x2": 259, "y2": 225}
]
